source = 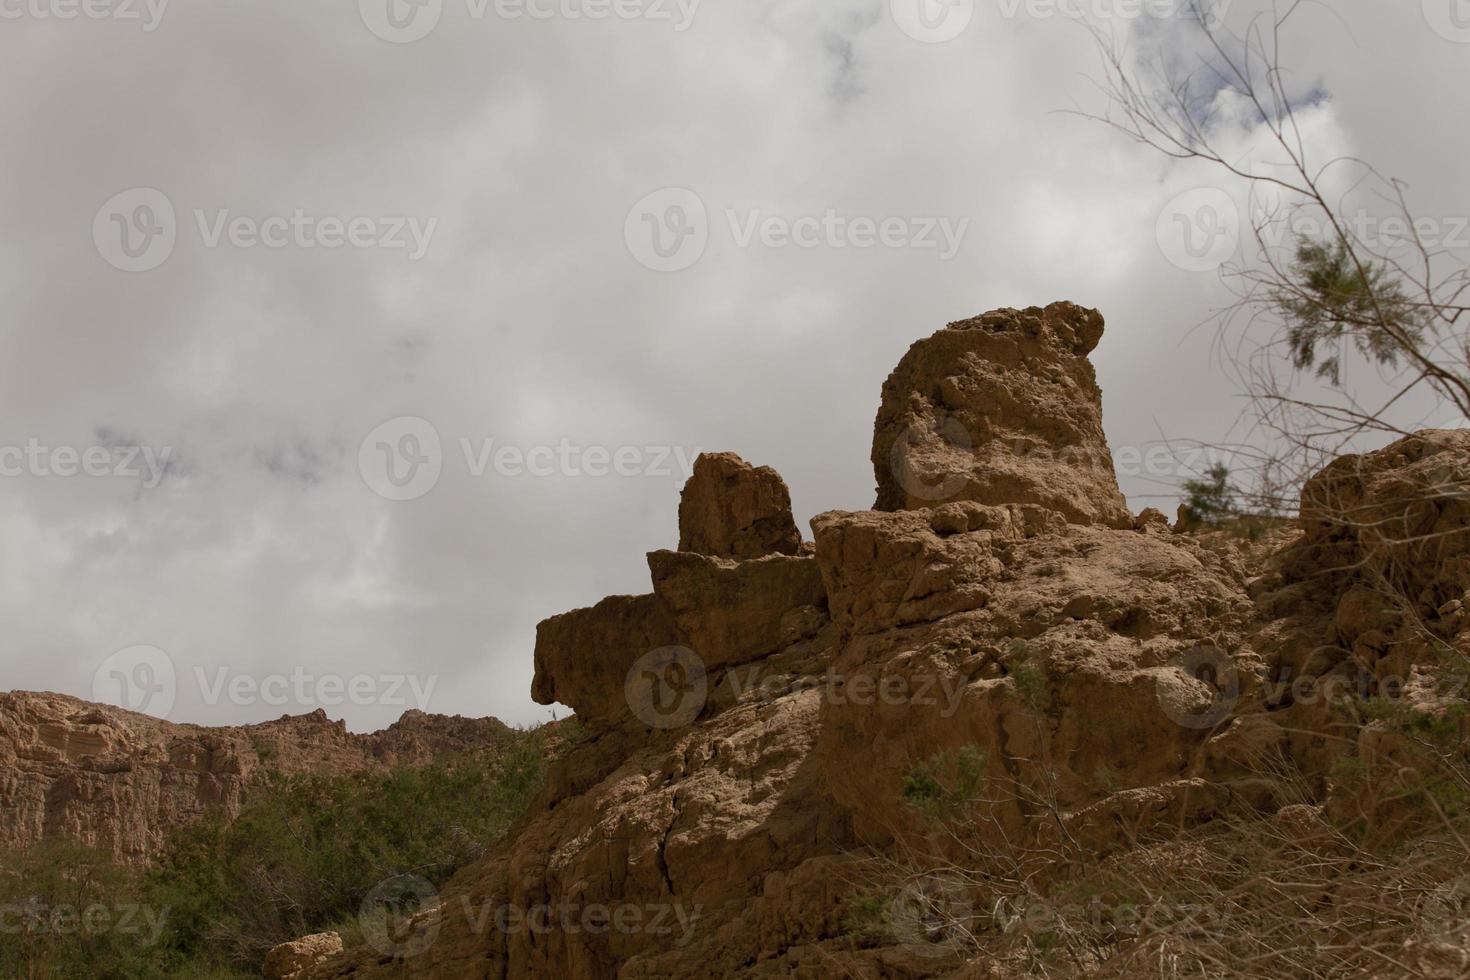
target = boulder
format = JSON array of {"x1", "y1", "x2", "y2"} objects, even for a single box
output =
[
  {"x1": 871, "y1": 301, "x2": 1132, "y2": 528},
  {"x1": 678, "y1": 452, "x2": 802, "y2": 560},
  {"x1": 264, "y1": 933, "x2": 344, "y2": 980}
]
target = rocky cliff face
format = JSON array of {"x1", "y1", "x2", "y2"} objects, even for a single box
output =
[
  {"x1": 274, "y1": 305, "x2": 1470, "y2": 978},
  {"x1": 0, "y1": 691, "x2": 508, "y2": 866}
]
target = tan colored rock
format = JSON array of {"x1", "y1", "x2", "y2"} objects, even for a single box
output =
[
  {"x1": 872, "y1": 302, "x2": 1131, "y2": 528},
  {"x1": 1294, "y1": 428, "x2": 1470, "y2": 618},
  {"x1": 293, "y1": 306, "x2": 1289, "y2": 979},
  {"x1": 265, "y1": 932, "x2": 344, "y2": 979},
  {"x1": 678, "y1": 452, "x2": 802, "y2": 560},
  {"x1": 811, "y1": 507, "x2": 1260, "y2": 856},
  {"x1": 530, "y1": 593, "x2": 681, "y2": 729},
  {"x1": 0, "y1": 691, "x2": 507, "y2": 865},
  {"x1": 647, "y1": 549, "x2": 827, "y2": 670},
  {"x1": 190, "y1": 312, "x2": 1470, "y2": 980}
]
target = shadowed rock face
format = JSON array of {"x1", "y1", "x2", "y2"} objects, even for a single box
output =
[
  {"x1": 531, "y1": 452, "x2": 822, "y2": 731},
  {"x1": 0, "y1": 692, "x2": 508, "y2": 865},
  {"x1": 872, "y1": 301, "x2": 1132, "y2": 528}
]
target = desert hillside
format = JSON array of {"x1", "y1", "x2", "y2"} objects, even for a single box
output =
[{"x1": 0, "y1": 690, "x2": 509, "y2": 866}]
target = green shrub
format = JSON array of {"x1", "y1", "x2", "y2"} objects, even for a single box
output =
[
  {"x1": 151, "y1": 731, "x2": 545, "y2": 970},
  {"x1": 902, "y1": 744, "x2": 989, "y2": 823},
  {"x1": 0, "y1": 839, "x2": 173, "y2": 979},
  {"x1": 1178, "y1": 464, "x2": 1238, "y2": 530},
  {"x1": 3, "y1": 729, "x2": 546, "y2": 978}
]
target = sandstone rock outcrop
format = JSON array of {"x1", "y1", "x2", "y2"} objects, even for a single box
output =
[
  {"x1": 531, "y1": 452, "x2": 821, "y2": 732},
  {"x1": 1248, "y1": 429, "x2": 1470, "y2": 829},
  {"x1": 297, "y1": 305, "x2": 1308, "y2": 978},
  {"x1": 265, "y1": 933, "x2": 345, "y2": 980},
  {"x1": 678, "y1": 452, "x2": 802, "y2": 560},
  {"x1": 872, "y1": 301, "x2": 1132, "y2": 528},
  {"x1": 267, "y1": 304, "x2": 1470, "y2": 978},
  {"x1": 0, "y1": 691, "x2": 507, "y2": 865}
]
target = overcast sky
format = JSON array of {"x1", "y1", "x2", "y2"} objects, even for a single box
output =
[{"x1": 0, "y1": 0, "x2": 1465, "y2": 730}]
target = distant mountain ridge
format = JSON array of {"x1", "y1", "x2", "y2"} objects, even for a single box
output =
[{"x1": 0, "y1": 690, "x2": 508, "y2": 865}]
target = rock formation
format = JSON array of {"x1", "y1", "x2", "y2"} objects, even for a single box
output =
[
  {"x1": 24, "y1": 302, "x2": 1457, "y2": 978},
  {"x1": 266, "y1": 933, "x2": 345, "y2": 980},
  {"x1": 872, "y1": 301, "x2": 1132, "y2": 528},
  {"x1": 294, "y1": 304, "x2": 1329, "y2": 978},
  {"x1": 677, "y1": 451, "x2": 802, "y2": 560},
  {"x1": 0, "y1": 691, "x2": 507, "y2": 865}
]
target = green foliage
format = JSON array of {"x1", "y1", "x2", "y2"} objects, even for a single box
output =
[
  {"x1": 152, "y1": 732, "x2": 544, "y2": 970},
  {"x1": 841, "y1": 890, "x2": 893, "y2": 944},
  {"x1": 1, "y1": 731, "x2": 546, "y2": 978},
  {"x1": 0, "y1": 840, "x2": 179, "y2": 980},
  {"x1": 249, "y1": 736, "x2": 278, "y2": 763},
  {"x1": 1356, "y1": 695, "x2": 1467, "y2": 746},
  {"x1": 1010, "y1": 660, "x2": 1051, "y2": 711},
  {"x1": 1178, "y1": 463, "x2": 1239, "y2": 530},
  {"x1": 903, "y1": 744, "x2": 990, "y2": 822},
  {"x1": 1273, "y1": 236, "x2": 1428, "y2": 386},
  {"x1": 1328, "y1": 754, "x2": 1367, "y2": 788}
]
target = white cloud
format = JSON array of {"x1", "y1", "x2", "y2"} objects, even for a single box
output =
[{"x1": 0, "y1": 0, "x2": 1462, "y2": 728}]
